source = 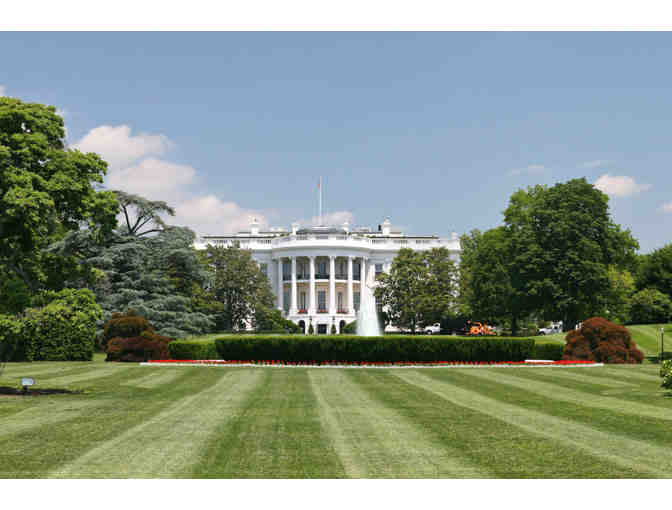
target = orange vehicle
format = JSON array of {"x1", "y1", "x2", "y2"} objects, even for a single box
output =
[{"x1": 466, "y1": 321, "x2": 497, "y2": 336}]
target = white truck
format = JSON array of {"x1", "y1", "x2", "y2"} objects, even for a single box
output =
[{"x1": 537, "y1": 322, "x2": 563, "y2": 335}]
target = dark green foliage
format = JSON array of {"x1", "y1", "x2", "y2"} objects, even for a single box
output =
[
  {"x1": 168, "y1": 339, "x2": 219, "y2": 360},
  {"x1": 196, "y1": 335, "x2": 537, "y2": 363},
  {"x1": 563, "y1": 317, "x2": 644, "y2": 364},
  {"x1": 90, "y1": 223, "x2": 214, "y2": 338},
  {"x1": 106, "y1": 330, "x2": 173, "y2": 362},
  {"x1": 330, "y1": 324, "x2": 337, "y2": 335},
  {"x1": 637, "y1": 243, "x2": 672, "y2": 297},
  {"x1": 102, "y1": 310, "x2": 154, "y2": 349},
  {"x1": 308, "y1": 323, "x2": 315, "y2": 335},
  {"x1": 375, "y1": 247, "x2": 458, "y2": 332},
  {"x1": 629, "y1": 288, "x2": 672, "y2": 324},
  {"x1": 531, "y1": 343, "x2": 564, "y2": 361},
  {"x1": 0, "y1": 98, "x2": 118, "y2": 293},
  {"x1": 253, "y1": 305, "x2": 301, "y2": 333},
  {"x1": 343, "y1": 320, "x2": 357, "y2": 334},
  {"x1": 18, "y1": 288, "x2": 102, "y2": 361},
  {"x1": 202, "y1": 244, "x2": 274, "y2": 331},
  {"x1": 0, "y1": 314, "x2": 23, "y2": 363}
]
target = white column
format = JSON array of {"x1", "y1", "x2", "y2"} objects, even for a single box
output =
[
  {"x1": 347, "y1": 256, "x2": 354, "y2": 315},
  {"x1": 290, "y1": 256, "x2": 298, "y2": 315},
  {"x1": 277, "y1": 258, "x2": 284, "y2": 311},
  {"x1": 360, "y1": 256, "x2": 367, "y2": 310},
  {"x1": 329, "y1": 256, "x2": 336, "y2": 315},
  {"x1": 309, "y1": 255, "x2": 316, "y2": 315}
]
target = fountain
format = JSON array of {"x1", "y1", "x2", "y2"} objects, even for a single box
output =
[{"x1": 356, "y1": 283, "x2": 382, "y2": 336}]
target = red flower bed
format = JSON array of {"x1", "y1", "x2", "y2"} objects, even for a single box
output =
[{"x1": 144, "y1": 359, "x2": 598, "y2": 367}]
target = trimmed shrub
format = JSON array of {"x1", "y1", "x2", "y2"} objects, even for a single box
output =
[
  {"x1": 343, "y1": 321, "x2": 357, "y2": 334},
  {"x1": 563, "y1": 317, "x2": 643, "y2": 364},
  {"x1": 106, "y1": 330, "x2": 173, "y2": 362},
  {"x1": 661, "y1": 360, "x2": 672, "y2": 389},
  {"x1": 629, "y1": 288, "x2": 672, "y2": 324},
  {"x1": 168, "y1": 339, "x2": 219, "y2": 360},
  {"x1": 532, "y1": 343, "x2": 564, "y2": 361},
  {"x1": 208, "y1": 335, "x2": 535, "y2": 363},
  {"x1": 102, "y1": 310, "x2": 154, "y2": 349}
]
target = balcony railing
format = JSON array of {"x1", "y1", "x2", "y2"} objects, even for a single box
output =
[
  {"x1": 315, "y1": 273, "x2": 329, "y2": 279},
  {"x1": 283, "y1": 274, "x2": 291, "y2": 281},
  {"x1": 317, "y1": 309, "x2": 328, "y2": 314},
  {"x1": 335, "y1": 273, "x2": 347, "y2": 280}
]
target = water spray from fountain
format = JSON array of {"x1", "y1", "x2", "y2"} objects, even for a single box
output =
[{"x1": 356, "y1": 277, "x2": 382, "y2": 336}]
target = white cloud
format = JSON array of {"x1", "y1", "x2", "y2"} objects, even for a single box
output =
[
  {"x1": 309, "y1": 210, "x2": 355, "y2": 227},
  {"x1": 73, "y1": 125, "x2": 172, "y2": 169},
  {"x1": 0, "y1": 85, "x2": 6, "y2": 96},
  {"x1": 660, "y1": 202, "x2": 672, "y2": 213},
  {"x1": 579, "y1": 160, "x2": 609, "y2": 169},
  {"x1": 176, "y1": 195, "x2": 269, "y2": 236},
  {"x1": 508, "y1": 164, "x2": 548, "y2": 176},
  {"x1": 594, "y1": 174, "x2": 651, "y2": 197},
  {"x1": 106, "y1": 158, "x2": 196, "y2": 203},
  {"x1": 74, "y1": 124, "x2": 270, "y2": 237}
]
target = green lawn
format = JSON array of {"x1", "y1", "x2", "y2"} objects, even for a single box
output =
[
  {"x1": 531, "y1": 323, "x2": 671, "y2": 357},
  {"x1": 1, "y1": 356, "x2": 671, "y2": 478}
]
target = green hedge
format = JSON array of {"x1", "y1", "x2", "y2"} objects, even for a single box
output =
[
  {"x1": 0, "y1": 314, "x2": 23, "y2": 362},
  {"x1": 531, "y1": 343, "x2": 564, "y2": 361},
  {"x1": 195, "y1": 335, "x2": 535, "y2": 363},
  {"x1": 168, "y1": 339, "x2": 219, "y2": 360}
]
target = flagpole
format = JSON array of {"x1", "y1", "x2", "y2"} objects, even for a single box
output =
[{"x1": 319, "y1": 176, "x2": 322, "y2": 226}]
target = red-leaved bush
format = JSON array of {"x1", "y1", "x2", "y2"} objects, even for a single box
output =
[
  {"x1": 562, "y1": 317, "x2": 644, "y2": 364},
  {"x1": 106, "y1": 330, "x2": 173, "y2": 362}
]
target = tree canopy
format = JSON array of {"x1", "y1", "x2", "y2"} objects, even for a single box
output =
[
  {"x1": 202, "y1": 243, "x2": 275, "y2": 331},
  {"x1": 0, "y1": 97, "x2": 118, "y2": 293},
  {"x1": 375, "y1": 247, "x2": 458, "y2": 332}
]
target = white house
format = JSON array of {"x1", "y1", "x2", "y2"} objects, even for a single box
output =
[{"x1": 196, "y1": 217, "x2": 460, "y2": 334}]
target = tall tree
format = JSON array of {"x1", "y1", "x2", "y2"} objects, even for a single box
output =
[
  {"x1": 0, "y1": 97, "x2": 118, "y2": 293},
  {"x1": 636, "y1": 243, "x2": 672, "y2": 297},
  {"x1": 375, "y1": 247, "x2": 458, "y2": 333},
  {"x1": 503, "y1": 178, "x2": 638, "y2": 330},
  {"x1": 203, "y1": 243, "x2": 275, "y2": 331}
]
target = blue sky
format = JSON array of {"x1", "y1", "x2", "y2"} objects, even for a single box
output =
[{"x1": 1, "y1": 32, "x2": 670, "y2": 252}]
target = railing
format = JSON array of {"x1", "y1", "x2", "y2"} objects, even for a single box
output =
[
  {"x1": 201, "y1": 234, "x2": 459, "y2": 250},
  {"x1": 335, "y1": 273, "x2": 347, "y2": 280},
  {"x1": 296, "y1": 274, "x2": 309, "y2": 280},
  {"x1": 337, "y1": 309, "x2": 349, "y2": 314},
  {"x1": 317, "y1": 309, "x2": 328, "y2": 314},
  {"x1": 315, "y1": 273, "x2": 329, "y2": 279},
  {"x1": 283, "y1": 274, "x2": 291, "y2": 281}
]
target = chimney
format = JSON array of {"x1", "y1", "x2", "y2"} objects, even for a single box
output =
[
  {"x1": 382, "y1": 217, "x2": 391, "y2": 236},
  {"x1": 250, "y1": 217, "x2": 260, "y2": 236}
]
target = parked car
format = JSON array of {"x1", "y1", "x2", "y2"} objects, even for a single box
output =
[
  {"x1": 424, "y1": 323, "x2": 441, "y2": 334},
  {"x1": 537, "y1": 322, "x2": 562, "y2": 335}
]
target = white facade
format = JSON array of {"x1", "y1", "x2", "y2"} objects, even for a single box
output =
[{"x1": 196, "y1": 218, "x2": 460, "y2": 334}]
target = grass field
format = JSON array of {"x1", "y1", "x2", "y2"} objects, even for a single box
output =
[
  {"x1": 1, "y1": 354, "x2": 671, "y2": 478},
  {"x1": 531, "y1": 323, "x2": 671, "y2": 356}
]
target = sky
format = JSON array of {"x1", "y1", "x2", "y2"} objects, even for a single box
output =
[{"x1": 1, "y1": 32, "x2": 670, "y2": 252}]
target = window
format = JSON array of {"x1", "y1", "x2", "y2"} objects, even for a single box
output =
[
  {"x1": 260, "y1": 263, "x2": 268, "y2": 277},
  {"x1": 354, "y1": 292, "x2": 360, "y2": 312},
  {"x1": 337, "y1": 292, "x2": 343, "y2": 310},
  {"x1": 283, "y1": 291, "x2": 290, "y2": 312},
  {"x1": 375, "y1": 263, "x2": 383, "y2": 276},
  {"x1": 353, "y1": 261, "x2": 361, "y2": 280},
  {"x1": 376, "y1": 297, "x2": 383, "y2": 314},
  {"x1": 283, "y1": 260, "x2": 291, "y2": 280},
  {"x1": 299, "y1": 292, "x2": 306, "y2": 310},
  {"x1": 318, "y1": 260, "x2": 327, "y2": 275},
  {"x1": 318, "y1": 290, "x2": 326, "y2": 311}
]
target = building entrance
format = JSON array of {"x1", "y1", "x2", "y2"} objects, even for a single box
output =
[{"x1": 317, "y1": 324, "x2": 327, "y2": 335}]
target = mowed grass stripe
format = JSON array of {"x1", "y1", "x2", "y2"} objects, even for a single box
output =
[
  {"x1": 308, "y1": 370, "x2": 485, "y2": 478},
  {"x1": 50, "y1": 369, "x2": 263, "y2": 478},
  {"x1": 395, "y1": 371, "x2": 672, "y2": 477},
  {"x1": 122, "y1": 369, "x2": 184, "y2": 389},
  {"x1": 463, "y1": 369, "x2": 672, "y2": 421},
  {"x1": 191, "y1": 369, "x2": 345, "y2": 478},
  {"x1": 0, "y1": 400, "x2": 102, "y2": 438},
  {"x1": 348, "y1": 372, "x2": 620, "y2": 478},
  {"x1": 425, "y1": 369, "x2": 672, "y2": 450},
  {"x1": 527, "y1": 368, "x2": 635, "y2": 388},
  {"x1": 42, "y1": 365, "x2": 126, "y2": 387},
  {"x1": 0, "y1": 369, "x2": 209, "y2": 478},
  {"x1": 598, "y1": 367, "x2": 662, "y2": 382}
]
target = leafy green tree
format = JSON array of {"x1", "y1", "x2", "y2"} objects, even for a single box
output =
[
  {"x1": 636, "y1": 243, "x2": 672, "y2": 297},
  {"x1": 503, "y1": 178, "x2": 638, "y2": 331},
  {"x1": 459, "y1": 227, "x2": 533, "y2": 335},
  {"x1": 203, "y1": 243, "x2": 274, "y2": 331},
  {"x1": 375, "y1": 247, "x2": 458, "y2": 333},
  {"x1": 253, "y1": 304, "x2": 301, "y2": 333},
  {"x1": 629, "y1": 288, "x2": 672, "y2": 324},
  {"x1": 601, "y1": 266, "x2": 636, "y2": 324},
  {"x1": 0, "y1": 97, "x2": 118, "y2": 293}
]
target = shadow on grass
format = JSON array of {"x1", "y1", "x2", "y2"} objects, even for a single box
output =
[{"x1": 0, "y1": 386, "x2": 81, "y2": 397}]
